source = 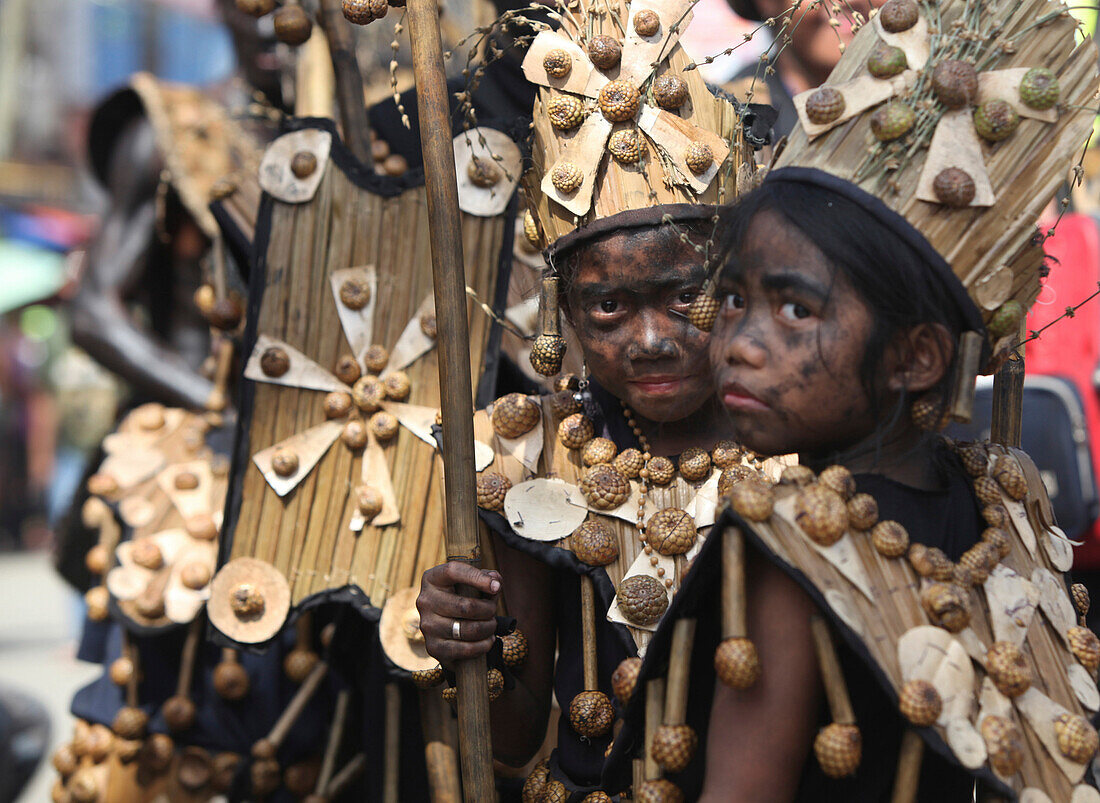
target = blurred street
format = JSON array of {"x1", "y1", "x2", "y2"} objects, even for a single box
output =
[{"x1": 0, "y1": 550, "x2": 98, "y2": 803}]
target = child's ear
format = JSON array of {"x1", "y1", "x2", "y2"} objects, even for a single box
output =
[{"x1": 885, "y1": 323, "x2": 954, "y2": 393}]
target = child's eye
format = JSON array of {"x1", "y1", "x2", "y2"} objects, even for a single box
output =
[
  {"x1": 779, "y1": 302, "x2": 811, "y2": 321},
  {"x1": 722, "y1": 293, "x2": 745, "y2": 310},
  {"x1": 599, "y1": 300, "x2": 618, "y2": 313},
  {"x1": 677, "y1": 292, "x2": 697, "y2": 305}
]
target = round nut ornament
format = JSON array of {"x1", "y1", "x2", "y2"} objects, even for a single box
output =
[
  {"x1": 502, "y1": 629, "x2": 529, "y2": 667},
  {"x1": 635, "y1": 779, "x2": 684, "y2": 803},
  {"x1": 646, "y1": 456, "x2": 676, "y2": 486},
  {"x1": 973, "y1": 99, "x2": 1020, "y2": 142},
  {"x1": 608, "y1": 129, "x2": 645, "y2": 164},
  {"x1": 476, "y1": 472, "x2": 512, "y2": 511},
  {"x1": 273, "y1": 5, "x2": 312, "y2": 45},
  {"x1": 487, "y1": 668, "x2": 505, "y2": 701},
  {"x1": 341, "y1": 419, "x2": 369, "y2": 450},
  {"x1": 213, "y1": 660, "x2": 250, "y2": 700},
  {"x1": 352, "y1": 375, "x2": 386, "y2": 412},
  {"x1": 522, "y1": 209, "x2": 541, "y2": 248},
  {"x1": 363, "y1": 344, "x2": 389, "y2": 373},
  {"x1": 614, "y1": 448, "x2": 645, "y2": 478},
  {"x1": 870, "y1": 102, "x2": 916, "y2": 142},
  {"x1": 559, "y1": 413, "x2": 595, "y2": 449},
  {"x1": 974, "y1": 476, "x2": 1003, "y2": 507},
  {"x1": 181, "y1": 562, "x2": 212, "y2": 590},
  {"x1": 551, "y1": 162, "x2": 584, "y2": 193},
  {"x1": 794, "y1": 484, "x2": 848, "y2": 545},
  {"x1": 132, "y1": 539, "x2": 164, "y2": 570},
  {"x1": 645, "y1": 507, "x2": 697, "y2": 556},
  {"x1": 284, "y1": 648, "x2": 320, "y2": 683},
  {"x1": 175, "y1": 470, "x2": 200, "y2": 490},
  {"x1": 582, "y1": 437, "x2": 618, "y2": 466},
  {"x1": 618, "y1": 575, "x2": 668, "y2": 625},
  {"x1": 237, "y1": 0, "x2": 276, "y2": 15},
  {"x1": 1019, "y1": 66, "x2": 1060, "y2": 110},
  {"x1": 983, "y1": 504, "x2": 1011, "y2": 530},
  {"x1": 982, "y1": 527, "x2": 1011, "y2": 559},
  {"x1": 571, "y1": 519, "x2": 620, "y2": 566},
  {"x1": 684, "y1": 142, "x2": 713, "y2": 175},
  {"x1": 467, "y1": 157, "x2": 501, "y2": 188},
  {"x1": 987, "y1": 300, "x2": 1025, "y2": 339},
  {"x1": 580, "y1": 464, "x2": 631, "y2": 510},
  {"x1": 898, "y1": 679, "x2": 942, "y2": 726},
  {"x1": 909, "y1": 543, "x2": 955, "y2": 581},
  {"x1": 678, "y1": 447, "x2": 712, "y2": 481},
  {"x1": 846, "y1": 493, "x2": 879, "y2": 530},
  {"x1": 550, "y1": 389, "x2": 582, "y2": 420},
  {"x1": 290, "y1": 150, "x2": 317, "y2": 179},
  {"x1": 208, "y1": 558, "x2": 291, "y2": 644},
  {"x1": 819, "y1": 465, "x2": 856, "y2": 499},
  {"x1": 805, "y1": 87, "x2": 845, "y2": 125},
  {"x1": 982, "y1": 714, "x2": 1024, "y2": 776},
  {"x1": 1072, "y1": 582, "x2": 1090, "y2": 619},
  {"x1": 85, "y1": 544, "x2": 109, "y2": 575},
  {"x1": 612, "y1": 656, "x2": 642, "y2": 704},
  {"x1": 543, "y1": 48, "x2": 572, "y2": 78},
  {"x1": 333, "y1": 355, "x2": 361, "y2": 386},
  {"x1": 260, "y1": 346, "x2": 290, "y2": 377},
  {"x1": 323, "y1": 391, "x2": 353, "y2": 419},
  {"x1": 569, "y1": 690, "x2": 615, "y2": 737},
  {"x1": 271, "y1": 448, "x2": 299, "y2": 478},
  {"x1": 814, "y1": 723, "x2": 862, "y2": 778},
  {"x1": 382, "y1": 371, "x2": 411, "y2": 401},
  {"x1": 871, "y1": 520, "x2": 909, "y2": 557},
  {"x1": 715, "y1": 637, "x2": 761, "y2": 689},
  {"x1": 112, "y1": 706, "x2": 148, "y2": 740},
  {"x1": 717, "y1": 465, "x2": 757, "y2": 497},
  {"x1": 780, "y1": 464, "x2": 815, "y2": 487},
  {"x1": 653, "y1": 74, "x2": 689, "y2": 110},
  {"x1": 710, "y1": 441, "x2": 742, "y2": 469},
  {"x1": 959, "y1": 542, "x2": 996, "y2": 584},
  {"x1": 920, "y1": 582, "x2": 971, "y2": 632},
  {"x1": 633, "y1": 9, "x2": 660, "y2": 36},
  {"x1": 69, "y1": 769, "x2": 100, "y2": 803},
  {"x1": 583, "y1": 793, "x2": 613, "y2": 803},
  {"x1": 522, "y1": 759, "x2": 550, "y2": 803},
  {"x1": 548, "y1": 95, "x2": 585, "y2": 131},
  {"x1": 933, "y1": 168, "x2": 977, "y2": 208},
  {"x1": 186, "y1": 513, "x2": 219, "y2": 541},
  {"x1": 542, "y1": 779, "x2": 569, "y2": 803},
  {"x1": 587, "y1": 35, "x2": 621, "y2": 69},
  {"x1": 356, "y1": 485, "x2": 384, "y2": 521},
  {"x1": 109, "y1": 656, "x2": 134, "y2": 686},
  {"x1": 985, "y1": 641, "x2": 1032, "y2": 697},
  {"x1": 87, "y1": 472, "x2": 120, "y2": 497},
  {"x1": 867, "y1": 42, "x2": 907, "y2": 78},
  {"x1": 492, "y1": 393, "x2": 541, "y2": 440},
  {"x1": 339, "y1": 278, "x2": 371, "y2": 310},
  {"x1": 932, "y1": 60, "x2": 979, "y2": 109},
  {"x1": 1054, "y1": 713, "x2": 1099, "y2": 763},
  {"x1": 729, "y1": 479, "x2": 775, "y2": 522},
  {"x1": 163, "y1": 695, "x2": 197, "y2": 732},
  {"x1": 993, "y1": 456, "x2": 1027, "y2": 501},
  {"x1": 411, "y1": 665, "x2": 444, "y2": 689},
  {"x1": 957, "y1": 443, "x2": 988, "y2": 476},
  {"x1": 341, "y1": 0, "x2": 375, "y2": 24},
  {"x1": 598, "y1": 80, "x2": 641, "y2": 122},
  {"x1": 530, "y1": 333, "x2": 567, "y2": 375},
  {"x1": 369, "y1": 411, "x2": 399, "y2": 441},
  {"x1": 85, "y1": 586, "x2": 110, "y2": 621},
  {"x1": 651, "y1": 724, "x2": 698, "y2": 773},
  {"x1": 1068, "y1": 625, "x2": 1100, "y2": 673},
  {"x1": 53, "y1": 743, "x2": 79, "y2": 778},
  {"x1": 878, "y1": 0, "x2": 919, "y2": 32}
]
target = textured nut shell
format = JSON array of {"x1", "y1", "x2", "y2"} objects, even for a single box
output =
[
  {"x1": 645, "y1": 507, "x2": 697, "y2": 556},
  {"x1": 612, "y1": 657, "x2": 642, "y2": 704},
  {"x1": 814, "y1": 723, "x2": 862, "y2": 778},
  {"x1": 898, "y1": 679, "x2": 942, "y2": 726},
  {"x1": 569, "y1": 690, "x2": 615, "y2": 737},
  {"x1": 618, "y1": 575, "x2": 668, "y2": 625},
  {"x1": 651, "y1": 724, "x2": 698, "y2": 772},
  {"x1": 794, "y1": 485, "x2": 849, "y2": 545},
  {"x1": 715, "y1": 637, "x2": 761, "y2": 689},
  {"x1": 571, "y1": 519, "x2": 620, "y2": 566}
]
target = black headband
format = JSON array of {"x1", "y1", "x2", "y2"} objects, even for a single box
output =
[{"x1": 544, "y1": 203, "x2": 717, "y2": 264}]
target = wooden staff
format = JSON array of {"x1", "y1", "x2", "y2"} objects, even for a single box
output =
[
  {"x1": 418, "y1": 691, "x2": 462, "y2": 803},
  {"x1": 643, "y1": 679, "x2": 665, "y2": 781},
  {"x1": 581, "y1": 575, "x2": 599, "y2": 692},
  {"x1": 809, "y1": 615, "x2": 854, "y2": 725},
  {"x1": 889, "y1": 729, "x2": 924, "y2": 803},
  {"x1": 664, "y1": 619, "x2": 696, "y2": 726},
  {"x1": 990, "y1": 352, "x2": 1024, "y2": 447},
  {"x1": 176, "y1": 618, "x2": 202, "y2": 701},
  {"x1": 406, "y1": 0, "x2": 495, "y2": 795},
  {"x1": 722, "y1": 527, "x2": 746, "y2": 639},
  {"x1": 122, "y1": 630, "x2": 139, "y2": 709},
  {"x1": 383, "y1": 684, "x2": 401, "y2": 803},
  {"x1": 325, "y1": 753, "x2": 367, "y2": 798},
  {"x1": 258, "y1": 660, "x2": 329, "y2": 754},
  {"x1": 315, "y1": 689, "x2": 351, "y2": 796},
  {"x1": 315, "y1": 0, "x2": 372, "y2": 164}
]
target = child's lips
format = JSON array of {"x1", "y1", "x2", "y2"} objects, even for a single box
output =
[
  {"x1": 630, "y1": 375, "x2": 688, "y2": 395},
  {"x1": 721, "y1": 383, "x2": 770, "y2": 412}
]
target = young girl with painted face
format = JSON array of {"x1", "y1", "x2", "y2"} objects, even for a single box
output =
[{"x1": 600, "y1": 0, "x2": 1100, "y2": 799}]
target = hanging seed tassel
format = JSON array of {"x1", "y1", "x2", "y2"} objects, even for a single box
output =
[
  {"x1": 569, "y1": 576, "x2": 615, "y2": 738},
  {"x1": 1072, "y1": 582, "x2": 1090, "y2": 625},
  {"x1": 530, "y1": 276, "x2": 566, "y2": 376},
  {"x1": 163, "y1": 617, "x2": 202, "y2": 732},
  {"x1": 716, "y1": 526, "x2": 760, "y2": 689},
  {"x1": 651, "y1": 619, "x2": 698, "y2": 773},
  {"x1": 687, "y1": 280, "x2": 720, "y2": 332},
  {"x1": 810, "y1": 614, "x2": 861, "y2": 778}
]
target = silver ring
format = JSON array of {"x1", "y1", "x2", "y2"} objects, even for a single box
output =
[{"x1": 452, "y1": 619, "x2": 462, "y2": 640}]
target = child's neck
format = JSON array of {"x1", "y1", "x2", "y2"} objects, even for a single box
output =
[
  {"x1": 633, "y1": 398, "x2": 734, "y2": 458},
  {"x1": 801, "y1": 425, "x2": 943, "y2": 492}
]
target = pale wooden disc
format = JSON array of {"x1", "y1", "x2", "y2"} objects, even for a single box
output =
[
  {"x1": 1072, "y1": 785, "x2": 1100, "y2": 803},
  {"x1": 119, "y1": 496, "x2": 158, "y2": 529},
  {"x1": 619, "y1": 0, "x2": 695, "y2": 86},
  {"x1": 945, "y1": 717, "x2": 988, "y2": 770},
  {"x1": 897, "y1": 625, "x2": 975, "y2": 724},
  {"x1": 164, "y1": 541, "x2": 217, "y2": 624},
  {"x1": 1067, "y1": 663, "x2": 1100, "y2": 712},
  {"x1": 985, "y1": 564, "x2": 1038, "y2": 646},
  {"x1": 207, "y1": 558, "x2": 291, "y2": 644},
  {"x1": 252, "y1": 420, "x2": 343, "y2": 497},
  {"x1": 1033, "y1": 567, "x2": 1077, "y2": 640},
  {"x1": 1043, "y1": 527, "x2": 1076, "y2": 572},
  {"x1": 453, "y1": 128, "x2": 523, "y2": 217},
  {"x1": 98, "y1": 447, "x2": 166, "y2": 492},
  {"x1": 520, "y1": 30, "x2": 606, "y2": 99},
  {"x1": 503, "y1": 478, "x2": 589, "y2": 542},
  {"x1": 474, "y1": 441, "x2": 495, "y2": 472},
  {"x1": 244, "y1": 333, "x2": 350, "y2": 394},
  {"x1": 1020, "y1": 789, "x2": 1056, "y2": 803},
  {"x1": 1015, "y1": 687, "x2": 1089, "y2": 783},
  {"x1": 379, "y1": 588, "x2": 438, "y2": 672},
  {"x1": 258, "y1": 128, "x2": 331, "y2": 204},
  {"x1": 386, "y1": 296, "x2": 437, "y2": 373},
  {"x1": 1005, "y1": 496, "x2": 1039, "y2": 558},
  {"x1": 684, "y1": 469, "x2": 722, "y2": 529}
]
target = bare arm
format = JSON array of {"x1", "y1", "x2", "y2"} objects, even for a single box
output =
[
  {"x1": 698, "y1": 550, "x2": 821, "y2": 803},
  {"x1": 71, "y1": 115, "x2": 215, "y2": 409}
]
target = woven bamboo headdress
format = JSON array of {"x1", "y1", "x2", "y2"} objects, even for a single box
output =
[{"x1": 770, "y1": 0, "x2": 1098, "y2": 379}]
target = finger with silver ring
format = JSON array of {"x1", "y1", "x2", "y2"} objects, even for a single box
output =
[{"x1": 453, "y1": 619, "x2": 462, "y2": 640}]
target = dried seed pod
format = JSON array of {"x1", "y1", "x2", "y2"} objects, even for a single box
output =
[
  {"x1": 581, "y1": 464, "x2": 631, "y2": 510},
  {"x1": 920, "y1": 582, "x2": 971, "y2": 632},
  {"x1": 251, "y1": 757, "x2": 281, "y2": 797},
  {"x1": 382, "y1": 371, "x2": 411, "y2": 401},
  {"x1": 69, "y1": 769, "x2": 100, "y2": 803},
  {"x1": 521, "y1": 759, "x2": 550, "y2": 803},
  {"x1": 87, "y1": 724, "x2": 114, "y2": 762},
  {"x1": 878, "y1": 0, "x2": 919, "y2": 32},
  {"x1": 908, "y1": 543, "x2": 955, "y2": 582},
  {"x1": 715, "y1": 637, "x2": 761, "y2": 689},
  {"x1": 550, "y1": 162, "x2": 584, "y2": 193},
  {"x1": 987, "y1": 300, "x2": 1025, "y2": 339},
  {"x1": 973, "y1": 100, "x2": 1020, "y2": 142},
  {"x1": 846, "y1": 493, "x2": 879, "y2": 530},
  {"x1": 614, "y1": 448, "x2": 645, "y2": 478},
  {"x1": 582, "y1": 437, "x2": 618, "y2": 466},
  {"x1": 185, "y1": 513, "x2": 218, "y2": 541},
  {"x1": 959, "y1": 542, "x2": 997, "y2": 584},
  {"x1": 85, "y1": 545, "x2": 108, "y2": 575},
  {"x1": 1019, "y1": 67, "x2": 1060, "y2": 111},
  {"x1": 132, "y1": 539, "x2": 164, "y2": 570},
  {"x1": 550, "y1": 389, "x2": 582, "y2": 420},
  {"x1": 411, "y1": 665, "x2": 444, "y2": 689},
  {"x1": 488, "y1": 668, "x2": 505, "y2": 701},
  {"x1": 548, "y1": 95, "x2": 586, "y2": 131},
  {"x1": 163, "y1": 695, "x2": 197, "y2": 732},
  {"x1": 711, "y1": 441, "x2": 742, "y2": 469},
  {"x1": 729, "y1": 479, "x2": 775, "y2": 522},
  {"x1": 974, "y1": 476, "x2": 1002, "y2": 508},
  {"x1": 467, "y1": 157, "x2": 501, "y2": 188},
  {"x1": 645, "y1": 507, "x2": 697, "y2": 556},
  {"x1": 814, "y1": 723, "x2": 862, "y2": 778},
  {"x1": 587, "y1": 35, "x2": 622, "y2": 69},
  {"x1": 341, "y1": 419, "x2": 368, "y2": 450},
  {"x1": 352, "y1": 375, "x2": 386, "y2": 412},
  {"x1": 213, "y1": 659, "x2": 250, "y2": 700},
  {"x1": 271, "y1": 448, "x2": 299, "y2": 478},
  {"x1": 780, "y1": 464, "x2": 816, "y2": 487},
  {"x1": 284, "y1": 760, "x2": 321, "y2": 798},
  {"x1": 931, "y1": 60, "x2": 978, "y2": 109},
  {"x1": 542, "y1": 48, "x2": 572, "y2": 78},
  {"x1": 794, "y1": 484, "x2": 848, "y2": 545},
  {"x1": 229, "y1": 583, "x2": 265, "y2": 620},
  {"x1": 985, "y1": 641, "x2": 1032, "y2": 697},
  {"x1": 805, "y1": 87, "x2": 846, "y2": 125},
  {"x1": 273, "y1": 4, "x2": 312, "y2": 45},
  {"x1": 112, "y1": 706, "x2": 148, "y2": 740},
  {"x1": 542, "y1": 779, "x2": 569, "y2": 803},
  {"x1": 572, "y1": 519, "x2": 620, "y2": 566},
  {"x1": 653, "y1": 74, "x2": 689, "y2": 110},
  {"x1": 333, "y1": 354, "x2": 361, "y2": 386},
  {"x1": 819, "y1": 465, "x2": 856, "y2": 500},
  {"x1": 992, "y1": 456, "x2": 1027, "y2": 501},
  {"x1": 598, "y1": 79, "x2": 642, "y2": 122},
  {"x1": 634, "y1": 9, "x2": 660, "y2": 36},
  {"x1": 290, "y1": 151, "x2": 317, "y2": 178},
  {"x1": 645, "y1": 456, "x2": 676, "y2": 486},
  {"x1": 502, "y1": 629, "x2": 529, "y2": 667},
  {"x1": 363, "y1": 344, "x2": 389, "y2": 373},
  {"x1": 898, "y1": 679, "x2": 942, "y2": 726},
  {"x1": 569, "y1": 690, "x2": 615, "y2": 737},
  {"x1": 678, "y1": 447, "x2": 712, "y2": 482},
  {"x1": 181, "y1": 562, "x2": 212, "y2": 590},
  {"x1": 52, "y1": 743, "x2": 79, "y2": 777},
  {"x1": 870, "y1": 101, "x2": 916, "y2": 142},
  {"x1": 175, "y1": 470, "x2": 200, "y2": 490},
  {"x1": 523, "y1": 209, "x2": 541, "y2": 248},
  {"x1": 718, "y1": 465, "x2": 758, "y2": 497},
  {"x1": 867, "y1": 42, "x2": 907, "y2": 78},
  {"x1": 635, "y1": 779, "x2": 684, "y2": 803},
  {"x1": 617, "y1": 575, "x2": 669, "y2": 626},
  {"x1": 530, "y1": 333, "x2": 567, "y2": 374},
  {"x1": 933, "y1": 168, "x2": 977, "y2": 208},
  {"x1": 85, "y1": 586, "x2": 110, "y2": 622},
  {"x1": 583, "y1": 793, "x2": 613, "y2": 803},
  {"x1": 1072, "y1": 582, "x2": 1090, "y2": 619},
  {"x1": 558, "y1": 413, "x2": 595, "y2": 449},
  {"x1": 441, "y1": 686, "x2": 457, "y2": 705},
  {"x1": 260, "y1": 346, "x2": 290, "y2": 377},
  {"x1": 369, "y1": 411, "x2": 399, "y2": 441},
  {"x1": 237, "y1": 0, "x2": 276, "y2": 15},
  {"x1": 323, "y1": 391, "x2": 353, "y2": 419},
  {"x1": 476, "y1": 472, "x2": 512, "y2": 511},
  {"x1": 983, "y1": 504, "x2": 1011, "y2": 530},
  {"x1": 341, "y1": 0, "x2": 375, "y2": 24},
  {"x1": 491, "y1": 394, "x2": 542, "y2": 442},
  {"x1": 651, "y1": 724, "x2": 698, "y2": 772},
  {"x1": 871, "y1": 520, "x2": 909, "y2": 557},
  {"x1": 1068, "y1": 625, "x2": 1100, "y2": 673},
  {"x1": 356, "y1": 485, "x2": 384, "y2": 521},
  {"x1": 687, "y1": 293, "x2": 720, "y2": 331},
  {"x1": 982, "y1": 527, "x2": 1011, "y2": 559},
  {"x1": 982, "y1": 715, "x2": 1024, "y2": 776},
  {"x1": 685, "y1": 142, "x2": 714, "y2": 175},
  {"x1": 207, "y1": 296, "x2": 244, "y2": 330},
  {"x1": 284, "y1": 648, "x2": 319, "y2": 683},
  {"x1": 382, "y1": 153, "x2": 409, "y2": 177},
  {"x1": 957, "y1": 443, "x2": 988, "y2": 476},
  {"x1": 612, "y1": 657, "x2": 642, "y2": 704},
  {"x1": 608, "y1": 129, "x2": 645, "y2": 164},
  {"x1": 1054, "y1": 713, "x2": 1099, "y2": 763}
]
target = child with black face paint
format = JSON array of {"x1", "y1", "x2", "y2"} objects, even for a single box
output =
[{"x1": 599, "y1": 0, "x2": 1100, "y2": 799}]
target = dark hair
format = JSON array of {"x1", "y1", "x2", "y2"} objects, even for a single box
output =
[{"x1": 716, "y1": 180, "x2": 968, "y2": 427}]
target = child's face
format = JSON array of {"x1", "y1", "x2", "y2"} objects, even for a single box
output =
[
  {"x1": 709, "y1": 210, "x2": 881, "y2": 457},
  {"x1": 565, "y1": 228, "x2": 714, "y2": 424}
]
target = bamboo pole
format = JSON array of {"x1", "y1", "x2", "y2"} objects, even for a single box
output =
[
  {"x1": 809, "y1": 614, "x2": 855, "y2": 725},
  {"x1": 644, "y1": 679, "x2": 665, "y2": 781},
  {"x1": 383, "y1": 684, "x2": 401, "y2": 803},
  {"x1": 419, "y1": 690, "x2": 462, "y2": 803},
  {"x1": 663, "y1": 619, "x2": 696, "y2": 726},
  {"x1": 722, "y1": 527, "x2": 746, "y2": 639},
  {"x1": 889, "y1": 729, "x2": 924, "y2": 803},
  {"x1": 315, "y1": 690, "x2": 351, "y2": 795},
  {"x1": 581, "y1": 575, "x2": 598, "y2": 691},
  {"x1": 990, "y1": 351, "x2": 1024, "y2": 447},
  {"x1": 405, "y1": 0, "x2": 495, "y2": 795},
  {"x1": 325, "y1": 753, "x2": 367, "y2": 798},
  {"x1": 315, "y1": 0, "x2": 373, "y2": 164}
]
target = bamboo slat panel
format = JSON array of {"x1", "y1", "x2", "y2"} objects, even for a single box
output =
[{"x1": 227, "y1": 153, "x2": 507, "y2": 613}]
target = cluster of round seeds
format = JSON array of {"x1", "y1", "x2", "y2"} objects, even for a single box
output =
[
  {"x1": 571, "y1": 519, "x2": 620, "y2": 566},
  {"x1": 986, "y1": 641, "x2": 1032, "y2": 697},
  {"x1": 551, "y1": 163, "x2": 584, "y2": 193},
  {"x1": 645, "y1": 508, "x2": 697, "y2": 556},
  {"x1": 491, "y1": 393, "x2": 541, "y2": 439},
  {"x1": 1054, "y1": 713, "x2": 1099, "y2": 763},
  {"x1": 729, "y1": 479, "x2": 775, "y2": 521},
  {"x1": 580, "y1": 464, "x2": 631, "y2": 510},
  {"x1": 410, "y1": 663, "x2": 444, "y2": 691},
  {"x1": 530, "y1": 332, "x2": 568, "y2": 375},
  {"x1": 608, "y1": 129, "x2": 645, "y2": 164},
  {"x1": 678, "y1": 447, "x2": 712, "y2": 481},
  {"x1": 684, "y1": 142, "x2": 713, "y2": 175},
  {"x1": 598, "y1": 80, "x2": 641, "y2": 122},
  {"x1": 543, "y1": 49, "x2": 572, "y2": 78},
  {"x1": 476, "y1": 472, "x2": 512, "y2": 511},
  {"x1": 920, "y1": 582, "x2": 971, "y2": 632},
  {"x1": 617, "y1": 574, "x2": 669, "y2": 625},
  {"x1": 582, "y1": 437, "x2": 618, "y2": 466},
  {"x1": 548, "y1": 96, "x2": 585, "y2": 131}
]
